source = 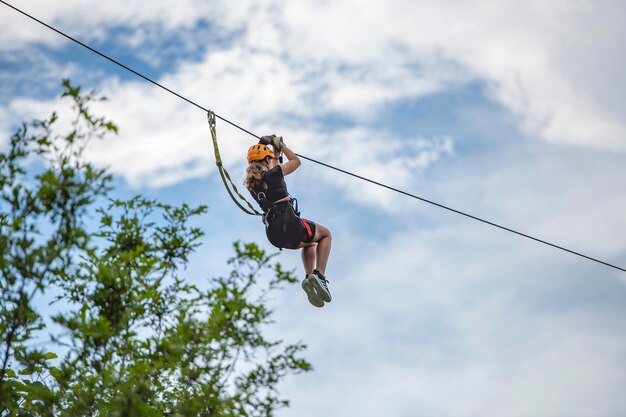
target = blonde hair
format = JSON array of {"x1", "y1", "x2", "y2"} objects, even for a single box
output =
[{"x1": 244, "y1": 159, "x2": 269, "y2": 190}]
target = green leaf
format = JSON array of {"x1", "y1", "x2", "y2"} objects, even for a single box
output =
[
  {"x1": 49, "y1": 366, "x2": 62, "y2": 381},
  {"x1": 101, "y1": 214, "x2": 112, "y2": 227},
  {"x1": 44, "y1": 352, "x2": 58, "y2": 360},
  {"x1": 9, "y1": 380, "x2": 29, "y2": 393},
  {"x1": 66, "y1": 131, "x2": 77, "y2": 144},
  {"x1": 61, "y1": 79, "x2": 80, "y2": 98},
  {"x1": 105, "y1": 121, "x2": 118, "y2": 133}
]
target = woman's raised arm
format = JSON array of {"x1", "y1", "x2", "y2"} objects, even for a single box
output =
[{"x1": 275, "y1": 138, "x2": 300, "y2": 176}]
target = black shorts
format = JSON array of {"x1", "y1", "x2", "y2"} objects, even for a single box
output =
[{"x1": 265, "y1": 202, "x2": 316, "y2": 249}]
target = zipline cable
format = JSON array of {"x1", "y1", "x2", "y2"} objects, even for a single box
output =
[
  {"x1": 1, "y1": 0, "x2": 624, "y2": 274},
  {"x1": 0, "y1": 0, "x2": 256, "y2": 137},
  {"x1": 296, "y1": 154, "x2": 625, "y2": 272}
]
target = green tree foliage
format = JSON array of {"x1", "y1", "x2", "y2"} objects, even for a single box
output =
[{"x1": 0, "y1": 81, "x2": 310, "y2": 416}]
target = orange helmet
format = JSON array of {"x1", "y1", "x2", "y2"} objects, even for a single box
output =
[{"x1": 247, "y1": 144, "x2": 275, "y2": 163}]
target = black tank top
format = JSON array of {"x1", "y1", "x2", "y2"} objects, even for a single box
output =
[{"x1": 249, "y1": 166, "x2": 289, "y2": 211}]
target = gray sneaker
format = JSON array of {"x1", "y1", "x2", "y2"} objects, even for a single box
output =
[
  {"x1": 302, "y1": 276, "x2": 324, "y2": 308},
  {"x1": 309, "y1": 270, "x2": 331, "y2": 303}
]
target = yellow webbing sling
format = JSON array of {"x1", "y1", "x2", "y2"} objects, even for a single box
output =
[{"x1": 207, "y1": 111, "x2": 261, "y2": 216}]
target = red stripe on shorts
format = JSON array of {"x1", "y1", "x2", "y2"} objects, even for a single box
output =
[{"x1": 302, "y1": 219, "x2": 313, "y2": 239}]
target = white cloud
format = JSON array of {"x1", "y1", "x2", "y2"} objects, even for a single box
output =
[
  {"x1": 272, "y1": 217, "x2": 626, "y2": 417},
  {"x1": 2, "y1": 0, "x2": 625, "y2": 224},
  {"x1": 0, "y1": 0, "x2": 224, "y2": 47},
  {"x1": 256, "y1": 134, "x2": 626, "y2": 417},
  {"x1": 2, "y1": 0, "x2": 624, "y2": 191},
  {"x1": 298, "y1": 328, "x2": 626, "y2": 417},
  {"x1": 275, "y1": 0, "x2": 626, "y2": 150},
  {"x1": 2, "y1": 41, "x2": 455, "y2": 191},
  {"x1": 306, "y1": 128, "x2": 455, "y2": 211}
]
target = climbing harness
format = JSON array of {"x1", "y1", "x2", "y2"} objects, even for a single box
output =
[
  {"x1": 263, "y1": 199, "x2": 306, "y2": 250},
  {"x1": 207, "y1": 111, "x2": 262, "y2": 216}
]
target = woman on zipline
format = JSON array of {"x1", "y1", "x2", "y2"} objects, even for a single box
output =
[{"x1": 244, "y1": 135, "x2": 332, "y2": 308}]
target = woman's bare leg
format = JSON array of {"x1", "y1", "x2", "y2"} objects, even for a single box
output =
[
  {"x1": 312, "y1": 224, "x2": 332, "y2": 276},
  {"x1": 298, "y1": 224, "x2": 332, "y2": 276},
  {"x1": 298, "y1": 224, "x2": 333, "y2": 305},
  {"x1": 301, "y1": 243, "x2": 316, "y2": 275}
]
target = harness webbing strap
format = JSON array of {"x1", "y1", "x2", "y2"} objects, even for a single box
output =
[{"x1": 207, "y1": 112, "x2": 262, "y2": 216}]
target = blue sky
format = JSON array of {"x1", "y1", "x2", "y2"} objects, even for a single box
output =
[{"x1": 2, "y1": 1, "x2": 626, "y2": 416}]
